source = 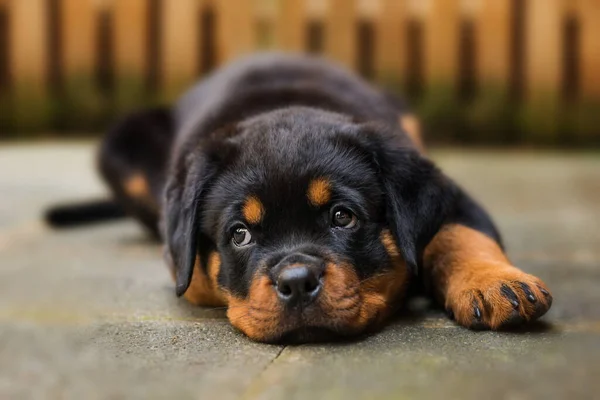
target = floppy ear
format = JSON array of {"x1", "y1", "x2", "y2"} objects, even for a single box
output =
[
  {"x1": 164, "y1": 150, "x2": 215, "y2": 296},
  {"x1": 345, "y1": 123, "x2": 456, "y2": 275},
  {"x1": 163, "y1": 127, "x2": 239, "y2": 296},
  {"x1": 379, "y1": 147, "x2": 456, "y2": 275}
]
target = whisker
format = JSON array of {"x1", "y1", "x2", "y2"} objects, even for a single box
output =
[
  {"x1": 358, "y1": 271, "x2": 392, "y2": 285},
  {"x1": 329, "y1": 302, "x2": 360, "y2": 312},
  {"x1": 200, "y1": 306, "x2": 229, "y2": 311}
]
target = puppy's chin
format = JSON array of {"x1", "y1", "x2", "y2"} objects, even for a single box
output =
[
  {"x1": 229, "y1": 307, "x2": 377, "y2": 344},
  {"x1": 254, "y1": 322, "x2": 367, "y2": 344},
  {"x1": 278, "y1": 326, "x2": 341, "y2": 344}
]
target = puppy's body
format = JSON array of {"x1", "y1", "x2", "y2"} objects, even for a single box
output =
[{"x1": 76, "y1": 54, "x2": 551, "y2": 342}]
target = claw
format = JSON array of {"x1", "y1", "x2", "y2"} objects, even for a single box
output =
[
  {"x1": 520, "y1": 282, "x2": 537, "y2": 303},
  {"x1": 474, "y1": 305, "x2": 482, "y2": 320},
  {"x1": 501, "y1": 284, "x2": 520, "y2": 309}
]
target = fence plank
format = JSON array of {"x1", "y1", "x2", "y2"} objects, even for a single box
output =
[
  {"x1": 6, "y1": 0, "x2": 51, "y2": 130},
  {"x1": 526, "y1": 0, "x2": 562, "y2": 99},
  {"x1": 114, "y1": 0, "x2": 148, "y2": 77},
  {"x1": 580, "y1": 0, "x2": 600, "y2": 99},
  {"x1": 216, "y1": 0, "x2": 255, "y2": 63},
  {"x1": 478, "y1": 0, "x2": 511, "y2": 89},
  {"x1": 161, "y1": 0, "x2": 199, "y2": 96},
  {"x1": 61, "y1": 0, "x2": 95, "y2": 77},
  {"x1": 376, "y1": 0, "x2": 407, "y2": 85},
  {"x1": 277, "y1": 0, "x2": 305, "y2": 51},
  {"x1": 114, "y1": 0, "x2": 149, "y2": 104},
  {"x1": 325, "y1": 0, "x2": 357, "y2": 69},
  {"x1": 425, "y1": 0, "x2": 460, "y2": 87},
  {"x1": 0, "y1": 0, "x2": 9, "y2": 92},
  {"x1": 9, "y1": 0, "x2": 47, "y2": 88}
]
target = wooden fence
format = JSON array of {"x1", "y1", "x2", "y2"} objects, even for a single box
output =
[{"x1": 0, "y1": 0, "x2": 599, "y2": 138}]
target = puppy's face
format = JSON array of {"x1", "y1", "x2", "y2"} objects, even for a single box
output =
[{"x1": 165, "y1": 108, "x2": 452, "y2": 343}]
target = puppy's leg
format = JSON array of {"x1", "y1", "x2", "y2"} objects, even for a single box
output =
[
  {"x1": 99, "y1": 107, "x2": 174, "y2": 237},
  {"x1": 423, "y1": 191, "x2": 552, "y2": 329}
]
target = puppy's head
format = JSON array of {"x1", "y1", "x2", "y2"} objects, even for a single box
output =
[{"x1": 164, "y1": 107, "x2": 454, "y2": 342}]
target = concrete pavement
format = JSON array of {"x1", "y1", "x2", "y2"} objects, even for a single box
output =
[{"x1": 0, "y1": 142, "x2": 599, "y2": 399}]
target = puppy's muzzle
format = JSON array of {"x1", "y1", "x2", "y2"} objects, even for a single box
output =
[{"x1": 272, "y1": 253, "x2": 325, "y2": 308}]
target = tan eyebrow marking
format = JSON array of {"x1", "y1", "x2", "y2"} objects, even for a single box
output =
[
  {"x1": 307, "y1": 178, "x2": 332, "y2": 206},
  {"x1": 243, "y1": 196, "x2": 264, "y2": 224}
]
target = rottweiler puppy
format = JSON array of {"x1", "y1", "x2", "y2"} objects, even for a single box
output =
[{"x1": 47, "y1": 53, "x2": 552, "y2": 342}]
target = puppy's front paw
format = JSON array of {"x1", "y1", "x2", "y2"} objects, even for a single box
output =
[{"x1": 445, "y1": 263, "x2": 552, "y2": 330}]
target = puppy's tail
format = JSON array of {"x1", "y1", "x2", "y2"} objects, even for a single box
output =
[{"x1": 44, "y1": 199, "x2": 126, "y2": 228}]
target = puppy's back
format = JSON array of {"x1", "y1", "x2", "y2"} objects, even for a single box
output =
[{"x1": 174, "y1": 53, "x2": 406, "y2": 147}]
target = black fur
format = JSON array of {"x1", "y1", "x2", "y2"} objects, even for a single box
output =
[
  {"x1": 45, "y1": 53, "x2": 504, "y2": 341},
  {"x1": 44, "y1": 199, "x2": 125, "y2": 227},
  {"x1": 98, "y1": 107, "x2": 174, "y2": 237}
]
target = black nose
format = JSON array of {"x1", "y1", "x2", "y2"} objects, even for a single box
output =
[{"x1": 276, "y1": 265, "x2": 322, "y2": 306}]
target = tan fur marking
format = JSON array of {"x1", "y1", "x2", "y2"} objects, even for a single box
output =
[
  {"x1": 357, "y1": 230, "x2": 408, "y2": 325},
  {"x1": 307, "y1": 178, "x2": 331, "y2": 206},
  {"x1": 123, "y1": 172, "x2": 158, "y2": 210},
  {"x1": 226, "y1": 275, "x2": 282, "y2": 341},
  {"x1": 207, "y1": 252, "x2": 221, "y2": 288},
  {"x1": 380, "y1": 229, "x2": 401, "y2": 258},
  {"x1": 124, "y1": 173, "x2": 150, "y2": 198},
  {"x1": 224, "y1": 230, "x2": 408, "y2": 342},
  {"x1": 243, "y1": 196, "x2": 264, "y2": 224},
  {"x1": 320, "y1": 232, "x2": 408, "y2": 332},
  {"x1": 226, "y1": 252, "x2": 409, "y2": 342},
  {"x1": 182, "y1": 253, "x2": 226, "y2": 307},
  {"x1": 424, "y1": 224, "x2": 552, "y2": 329},
  {"x1": 319, "y1": 263, "x2": 362, "y2": 327},
  {"x1": 399, "y1": 114, "x2": 426, "y2": 154}
]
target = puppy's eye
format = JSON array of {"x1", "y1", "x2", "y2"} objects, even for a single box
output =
[
  {"x1": 232, "y1": 227, "x2": 252, "y2": 246},
  {"x1": 331, "y1": 208, "x2": 357, "y2": 229}
]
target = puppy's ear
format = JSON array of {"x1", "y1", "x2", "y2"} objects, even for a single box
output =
[
  {"x1": 163, "y1": 127, "x2": 239, "y2": 296},
  {"x1": 380, "y1": 146, "x2": 456, "y2": 274},
  {"x1": 345, "y1": 124, "x2": 456, "y2": 275}
]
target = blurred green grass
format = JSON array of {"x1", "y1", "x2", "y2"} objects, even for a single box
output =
[{"x1": 1, "y1": 79, "x2": 599, "y2": 147}]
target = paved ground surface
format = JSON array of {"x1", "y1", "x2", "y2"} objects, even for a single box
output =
[{"x1": 1, "y1": 142, "x2": 599, "y2": 399}]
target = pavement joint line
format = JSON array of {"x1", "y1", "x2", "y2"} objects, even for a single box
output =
[{"x1": 242, "y1": 345, "x2": 287, "y2": 400}]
